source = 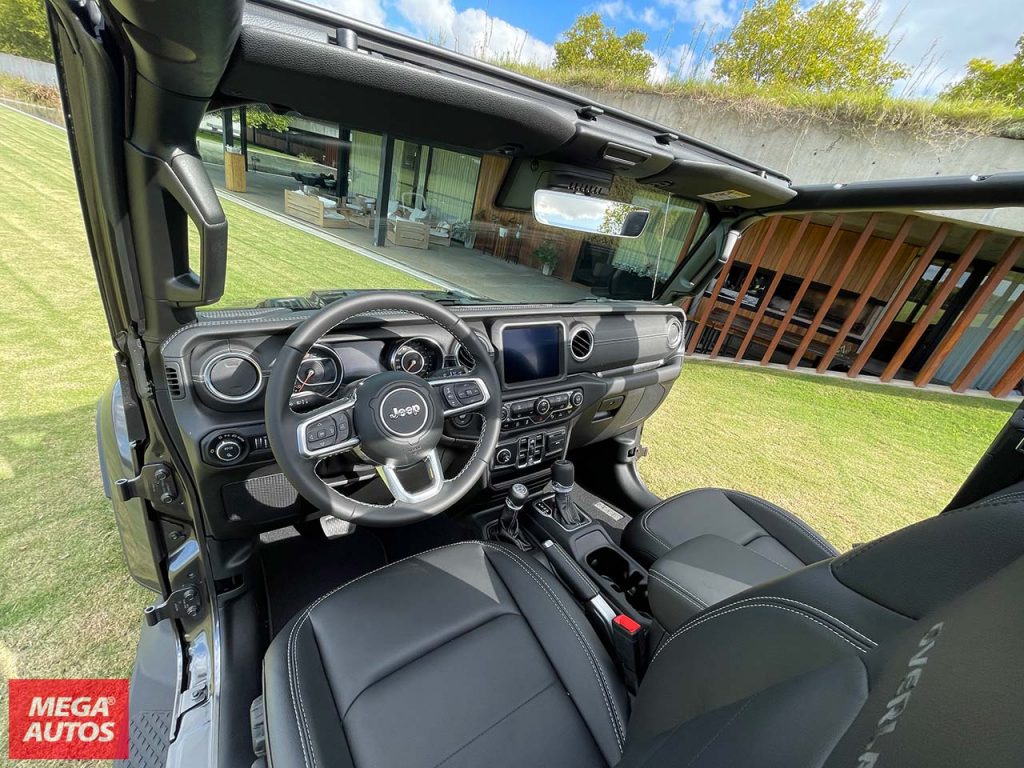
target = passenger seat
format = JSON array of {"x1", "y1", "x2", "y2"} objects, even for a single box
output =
[{"x1": 622, "y1": 488, "x2": 838, "y2": 627}]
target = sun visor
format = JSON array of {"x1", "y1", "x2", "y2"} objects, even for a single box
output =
[{"x1": 640, "y1": 160, "x2": 796, "y2": 210}]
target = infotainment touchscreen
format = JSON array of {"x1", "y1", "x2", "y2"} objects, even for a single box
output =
[{"x1": 501, "y1": 324, "x2": 562, "y2": 384}]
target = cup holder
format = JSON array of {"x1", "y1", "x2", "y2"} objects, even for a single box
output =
[{"x1": 585, "y1": 547, "x2": 651, "y2": 615}]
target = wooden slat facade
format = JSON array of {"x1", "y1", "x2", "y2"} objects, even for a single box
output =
[
  {"x1": 710, "y1": 217, "x2": 780, "y2": 358},
  {"x1": 913, "y1": 237, "x2": 1024, "y2": 387},
  {"x1": 690, "y1": 212, "x2": 1024, "y2": 399},
  {"x1": 760, "y1": 216, "x2": 846, "y2": 363},
  {"x1": 847, "y1": 223, "x2": 951, "y2": 377},
  {"x1": 879, "y1": 230, "x2": 988, "y2": 382},
  {"x1": 816, "y1": 216, "x2": 916, "y2": 373},
  {"x1": 788, "y1": 213, "x2": 881, "y2": 368}
]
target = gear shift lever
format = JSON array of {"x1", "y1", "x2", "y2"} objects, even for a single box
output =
[
  {"x1": 551, "y1": 460, "x2": 584, "y2": 527},
  {"x1": 498, "y1": 483, "x2": 531, "y2": 550}
]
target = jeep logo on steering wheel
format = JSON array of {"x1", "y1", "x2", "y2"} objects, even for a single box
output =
[
  {"x1": 378, "y1": 388, "x2": 430, "y2": 437},
  {"x1": 389, "y1": 404, "x2": 422, "y2": 419}
]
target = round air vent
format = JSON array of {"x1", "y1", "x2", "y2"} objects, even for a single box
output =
[
  {"x1": 570, "y1": 326, "x2": 594, "y2": 362},
  {"x1": 666, "y1": 318, "x2": 683, "y2": 349},
  {"x1": 455, "y1": 333, "x2": 491, "y2": 370},
  {"x1": 202, "y1": 352, "x2": 263, "y2": 403}
]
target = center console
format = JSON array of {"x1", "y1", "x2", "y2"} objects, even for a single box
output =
[{"x1": 492, "y1": 388, "x2": 584, "y2": 473}]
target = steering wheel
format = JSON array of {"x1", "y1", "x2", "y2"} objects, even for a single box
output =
[{"x1": 265, "y1": 292, "x2": 501, "y2": 526}]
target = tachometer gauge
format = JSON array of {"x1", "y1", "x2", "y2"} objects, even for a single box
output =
[
  {"x1": 292, "y1": 344, "x2": 343, "y2": 399},
  {"x1": 388, "y1": 338, "x2": 444, "y2": 377}
]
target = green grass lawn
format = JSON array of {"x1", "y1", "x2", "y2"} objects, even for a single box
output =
[{"x1": 0, "y1": 103, "x2": 1016, "y2": 737}]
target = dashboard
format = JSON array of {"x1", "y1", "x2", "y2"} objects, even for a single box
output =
[{"x1": 160, "y1": 303, "x2": 686, "y2": 537}]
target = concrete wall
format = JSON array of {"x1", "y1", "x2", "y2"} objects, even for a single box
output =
[
  {"x1": 0, "y1": 53, "x2": 57, "y2": 86},
  {"x1": 579, "y1": 88, "x2": 1024, "y2": 234}
]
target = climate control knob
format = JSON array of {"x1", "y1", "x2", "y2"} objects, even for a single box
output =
[
  {"x1": 495, "y1": 448, "x2": 514, "y2": 465},
  {"x1": 212, "y1": 434, "x2": 246, "y2": 465},
  {"x1": 534, "y1": 397, "x2": 552, "y2": 417},
  {"x1": 570, "y1": 391, "x2": 584, "y2": 407},
  {"x1": 501, "y1": 404, "x2": 511, "y2": 421}
]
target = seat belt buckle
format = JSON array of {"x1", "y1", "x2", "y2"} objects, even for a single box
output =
[{"x1": 611, "y1": 614, "x2": 646, "y2": 694}]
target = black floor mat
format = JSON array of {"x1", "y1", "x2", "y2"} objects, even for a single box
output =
[{"x1": 261, "y1": 527, "x2": 387, "y2": 636}]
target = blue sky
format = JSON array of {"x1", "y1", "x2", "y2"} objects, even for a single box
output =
[{"x1": 310, "y1": 0, "x2": 1021, "y2": 94}]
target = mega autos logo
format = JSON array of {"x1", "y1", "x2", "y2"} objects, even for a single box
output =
[{"x1": 7, "y1": 679, "x2": 129, "y2": 760}]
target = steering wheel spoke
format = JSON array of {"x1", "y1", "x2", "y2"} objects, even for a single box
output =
[
  {"x1": 295, "y1": 396, "x2": 359, "y2": 459},
  {"x1": 376, "y1": 449, "x2": 445, "y2": 504},
  {"x1": 429, "y1": 376, "x2": 491, "y2": 417},
  {"x1": 265, "y1": 293, "x2": 501, "y2": 525}
]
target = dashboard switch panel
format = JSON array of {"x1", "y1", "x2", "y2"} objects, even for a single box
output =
[{"x1": 500, "y1": 388, "x2": 584, "y2": 431}]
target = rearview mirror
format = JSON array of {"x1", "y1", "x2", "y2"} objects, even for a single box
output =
[{"x1": 533, "y1": 189, "x2": 650, "y2": 238}]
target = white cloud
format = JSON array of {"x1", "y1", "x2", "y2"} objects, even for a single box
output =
[
  {"x1": 303, "y1": 0, "x2": 387, "y2": 27},
  {"x1": 657, "y1": 0, "x2": 732, "y2": 27},
  {"x1": 393, "y1": 0, "x2": 556, "y2": 66},
  {"x1": 878, "y1": 0, "x2": 1020, "y2": 94},
  {"x1": 597, "y1": 1, "x2": 669, "y2": 30}
]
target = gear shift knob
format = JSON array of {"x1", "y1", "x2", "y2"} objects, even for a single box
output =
[
  {"x1": 551, "y1": 460, "x2": 584, "y2": 527},
  {"x1": 551, "y1": 460, "x2": 574, "y2": 492},
  {"x1": 498, "y1": 483, "x2": 531, "y2": 551},
  {"x1": 507, "y1": 482, "x2": 530, "y2": 508}
]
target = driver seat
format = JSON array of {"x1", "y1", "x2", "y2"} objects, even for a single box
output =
[{"x1": 262, "y1": 486, "x2": 1024, "y2": 768}]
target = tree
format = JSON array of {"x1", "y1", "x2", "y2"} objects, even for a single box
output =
[
  {"x1": 0, "y1": 0, "x2": 53, "y2": 62},
  {"x1": 941, "y1": 35, "x2": 1024, "y2": 108},
  {"x1": 554, "y1": 13, "x2": 654, "y2": 80},
  {"x1": 712, "y1": 0, "x2": 909, "y2": 93}
]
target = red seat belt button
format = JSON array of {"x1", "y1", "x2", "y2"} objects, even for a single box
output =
[{"x1": 613, "y1": 613, "x2": 641, "y2": 635}]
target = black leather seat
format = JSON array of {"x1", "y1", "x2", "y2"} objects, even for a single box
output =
[
  {"x1": 262, "y1": 541, "x2": 628, "y2": 768},
  {"x1": 623, "y1": 488, "x2": 837, "y2": 570},
  {"x1": 263, "y1": 486, "x2": 1024, "y2": 768}
]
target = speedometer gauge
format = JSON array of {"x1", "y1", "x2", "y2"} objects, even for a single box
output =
[
  {"x1": 292, "y1": 344, "x2": 343, "y2": 399},
  {"x1": 387, "y1": 338, "x2": 444, "y2": 377}
]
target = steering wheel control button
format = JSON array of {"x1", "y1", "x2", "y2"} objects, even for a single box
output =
[
  {"x1": 305, "y1": 418, "x2": 337, "y2": 445},
  {"x1": 453, "y1": 382, "x2": 483, "y2": 405},
  {"x1": 379, "y1": 388, "x2": 430, "y2": 437},
  {"x1": 441, "y1": 384, "x2": 460, "y2": 409}
]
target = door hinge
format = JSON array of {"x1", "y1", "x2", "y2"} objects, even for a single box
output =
[
  {"x1": 627, "y1": 444, "x2": 649, "y2": 462},
  {"x1": 116, "y1": 463, "x2": 182, "y2": 506},
  {"x1": 144, "y1": 585, "x2": 203, "y2": 626}
]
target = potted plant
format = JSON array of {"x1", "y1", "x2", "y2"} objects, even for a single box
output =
[
  {"x1": 534, "y1": 241, "x2": 560, "y2": 276},
  {"x1": 451, "y1": 220, "x2": 476, "y2": 249}
]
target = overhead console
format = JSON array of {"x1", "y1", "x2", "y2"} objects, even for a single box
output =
[{"x1": 159, "y1": 303, "x2": 685, "y2": 537}]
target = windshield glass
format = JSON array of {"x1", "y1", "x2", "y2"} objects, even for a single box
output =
[{"x1": 197, "y1": 107, "x2": 709, "y2": 308}]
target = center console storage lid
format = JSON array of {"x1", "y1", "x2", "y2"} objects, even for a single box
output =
[{"x1": 649, "y1": 535, "x2": 790, "y2": 631}]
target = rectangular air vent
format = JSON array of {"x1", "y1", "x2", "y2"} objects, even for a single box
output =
[{"x1": 165, "y1": 363, "x2": 185, "y2": 399}]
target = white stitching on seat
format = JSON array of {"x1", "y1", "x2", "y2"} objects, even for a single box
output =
[
  {"x1": 737, "y1": 493, "x2": 836, "y2": 559},
  {"x1": 478, "y1": 544, "x2": 626, "y2": 753},
  {"x1": 284, "y1": 540, "x2": 628, "y2": 762},
  {"x1": 639, "y1": 500, "x2": 675, "y2": 551},
  {"x1": 720, "y1": 596, "x2": 876, "y2": 647},
  {"x1": 648, "y1": 571, "x2": 707, "y2": 611},
  {"x1": 286, "y1": 542, "x2": 476, "y2": 768},
  {"x1": 650, "y1": 602, "x2": 869, "y2": 667},
  {"x1": 742, "y1": 542, "x2": 794, "y2": 572}
]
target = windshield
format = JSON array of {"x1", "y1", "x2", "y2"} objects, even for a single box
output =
[{"x1": 197, "y1": 107, "x2": 709, "y2": 308}]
